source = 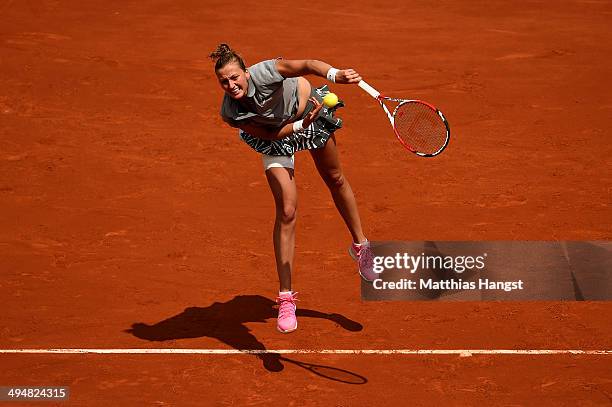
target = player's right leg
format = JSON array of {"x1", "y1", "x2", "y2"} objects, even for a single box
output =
[
  {"x1": 263, "y1": 154, "x2": 298, "y2": 333},
  {"x1": 265, "y1": 165, "x2": 297, "y2": 293}
]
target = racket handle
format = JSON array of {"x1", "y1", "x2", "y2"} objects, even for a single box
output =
[{"x1": 357, "y1": 80, "x2": 381, "y2": 99}]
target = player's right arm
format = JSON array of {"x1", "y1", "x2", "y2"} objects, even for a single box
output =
[{"x1": 275, "y1": 59, "x2": 362, "y2": 84}]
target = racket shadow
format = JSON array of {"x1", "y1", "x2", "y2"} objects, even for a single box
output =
[
  {"x1": 125, "y1": 294, "x2": 365, "y2": 380},
  {"x1": 279, "y1": 356, "x2": 367, "y2": 385}
]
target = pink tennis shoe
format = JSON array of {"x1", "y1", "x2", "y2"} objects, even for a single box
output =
[
  {"x1": 276, "y1": 291, "x2": 298, "y2": 333},
  {"x1": 349, "y1": 240, "x2": 377, "y2": 281}
]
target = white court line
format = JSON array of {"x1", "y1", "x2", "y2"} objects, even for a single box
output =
[{"x1": 0, "y1": 349, "x2": 611, "y2": 357}]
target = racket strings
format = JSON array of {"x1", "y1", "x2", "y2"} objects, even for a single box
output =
[{"x1": 393, "y1": 102, "x2": 448, "y2": 155}]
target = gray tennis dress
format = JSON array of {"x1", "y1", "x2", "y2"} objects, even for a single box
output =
[{"x1": 220, "y1": 59, "x2": 343, "y2": 156}]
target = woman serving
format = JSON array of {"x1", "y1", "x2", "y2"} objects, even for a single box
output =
[{"x1": 210, "y1": 44, "x2": 375, "y2": 333}]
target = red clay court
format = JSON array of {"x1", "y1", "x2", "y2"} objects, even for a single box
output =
[{"x1": 1, "y1": 0, "x2": 611, "y2": 405}]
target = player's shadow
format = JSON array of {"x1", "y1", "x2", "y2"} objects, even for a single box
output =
[{"x1": 125, "y1": 295, "x2": 366, "y2": 383}]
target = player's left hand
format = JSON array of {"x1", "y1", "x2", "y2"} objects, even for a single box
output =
[
  {"x1": 335, "y1": 68, "x2": 362, "y2": 84},
  {"x1": 303, "y1": 96, "x2": 323, "y2": 127}
]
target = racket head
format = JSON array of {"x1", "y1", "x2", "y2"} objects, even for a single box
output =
[{"x1": 391, "y1": 100, "x2": 450, "y2": 157}]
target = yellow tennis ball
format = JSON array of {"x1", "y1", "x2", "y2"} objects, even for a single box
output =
[{"x1": 323, "y1": 92, "x2": 339, "y2": 108}]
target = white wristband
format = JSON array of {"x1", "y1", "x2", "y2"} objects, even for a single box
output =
[
  {"x1": 326, "y1": 67, "x2": 339, "y2": 83},
  {"x1": 292, "y1": 119, "x2": 304, "y2": 133}
]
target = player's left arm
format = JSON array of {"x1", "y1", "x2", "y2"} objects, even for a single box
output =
[
  {"x1": 275, "y1": 59, "x2": 362, "y2": 84},
  {"x1": 235, "y1": 96, "x2": 323, "y2": 141}
]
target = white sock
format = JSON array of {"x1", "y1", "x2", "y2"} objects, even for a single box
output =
[
  {"x1": 279, "y1": 290, "x2": 292, "y2": 296},
  {"x1": 353, "y1": 238, "x2": 369, "y2": 247}
]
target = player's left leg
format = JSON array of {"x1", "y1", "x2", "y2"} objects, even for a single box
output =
[
  {"x1": 309, "y1": 135, "x2": 365, "y2": 243},
  {"x1": 309, "y1": 136, "x2": 376, "y2": 281}
]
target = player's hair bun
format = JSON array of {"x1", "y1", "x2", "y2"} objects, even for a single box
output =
[
  {"x1": 210, "y1": 43, "x2": 246, "y2": 71},
  {"x1": 209, "y1": 43, "x2": 232, "y2": 60}
]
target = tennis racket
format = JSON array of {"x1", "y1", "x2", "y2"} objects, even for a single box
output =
[{"x1": 358, "y1": 80, "x2": 450, "y2": 157}]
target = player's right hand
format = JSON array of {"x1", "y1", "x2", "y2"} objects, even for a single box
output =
[{"x1": 335, "y1": 68, "x2": 362, "y2": 84}]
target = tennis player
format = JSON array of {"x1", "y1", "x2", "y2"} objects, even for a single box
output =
[{"x1": 210, "y1": 44, "x2": 375, "y2": 333}]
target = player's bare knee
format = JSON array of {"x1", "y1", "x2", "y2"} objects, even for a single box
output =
[
  {"x1": 324, "y1": 172, "x2": 345, "y2": 191},
  {"x1": 277, "y1": 204, "x2": 297, "y2": 224}
]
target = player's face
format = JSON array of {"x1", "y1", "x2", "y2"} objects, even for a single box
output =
[{"x1": 216, "y1": 62, "x2": 250, "y2": 99}]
